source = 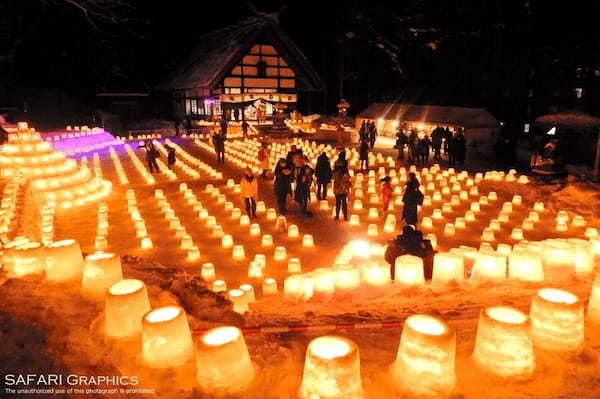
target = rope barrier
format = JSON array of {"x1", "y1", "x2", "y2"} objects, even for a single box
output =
[{"x1": 192, "y1": 320, "x2": 405, "y2": 336}]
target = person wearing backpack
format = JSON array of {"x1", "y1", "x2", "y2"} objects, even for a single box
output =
[{"x1": 401, "y1": 172, "x2": 422, "y2": 225}]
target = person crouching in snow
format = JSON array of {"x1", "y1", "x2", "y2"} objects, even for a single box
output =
[
  {"x1": 240, "y1": 167, "x2": 258, "y2": 218},
  {"x1": 380, "y1": 176, "x2": 393, "y2": 212}
]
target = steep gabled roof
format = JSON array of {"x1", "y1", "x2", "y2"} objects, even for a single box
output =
[
  {"x1": 357, "y1": 103, "x2": 500, "y2": 129},
  {"x1": 157, "y1": 16, "x2": 324, "y2": 92}
]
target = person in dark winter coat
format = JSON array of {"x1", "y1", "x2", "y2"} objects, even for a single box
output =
[
  {"x1": 359, "y1": 140, "x2": 369, "y2": 171},
  {"x1": 273, "y1": 158, "x2": 293, "y2": 214},
  {"x1": 241, "y1": 120, "x2": 249, "y2": 139},
  {"x1": 454, "y1": 129, "x2": 467, "y2": 165},
  {"x1": 418, "y1": 135, "x2": 431, "y2": 164},
  {"x1": 165, "y1": 144, "x2": 176, "y2": 169},
  {"x1": 334, "y1": 150, "x2": 349, "y2": 174},
  {"x1": 314, "y1": 152, "x2": 333, "y2": 200},
  {"x1": 359, "y1": 121, "x2": 368, "y2": 143},
  {"x1": 212, "y1": 133, "x2": 225, "y2": 164},
  {"x1": 369, "y1": 121, "x2": 378, "y2": 148},
  {"x1": 145, "y1": 140, "x2": 160, "y2": 173},
  {"x1": 220, "y1": 119, "x2": 228, "y2": 138},
  {"x1": 442, "y1": 127, "x2": 452, "y2": 155},
  {"x1": 408, "y1": 130, "x2": 418, "y2": 163},
  {"x1": 395, "y1": 128, "x2": 408, "y2": 160},
  {"x1": 402, "y1": 172, "x2": 421, "y2": 225},
  {"x1": 294, "y1": 162, "x2": 314, "y2": 217},
  {"x1": 431, "y1": 127, "x2": 443, "y2": 161}
]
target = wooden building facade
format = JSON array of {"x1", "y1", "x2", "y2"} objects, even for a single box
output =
[{"x1": 158, "y1": 16, "x2": 323, "y2": 122}]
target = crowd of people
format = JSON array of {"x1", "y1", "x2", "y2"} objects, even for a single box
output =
[
  {"x1": 358, "y1": 120, "x2": 378, "y2": 149},
  {"x1": 394, "y1": 126, "x2": 467, "y2": 166}
]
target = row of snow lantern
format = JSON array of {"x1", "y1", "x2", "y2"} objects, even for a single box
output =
[
  {"x1": 163, "y1": 139, "x2": 223, "y2": 179},
  {"x1": 123, "y1": 191, "x2": 153, "y2": 250},
  {"x1": 280, "y1": 237, "x2": 599, "y2": 303},
  {"x1": 297, "y1": 284, "x2": 600, "y2": 399},
  {"x1": 61, "y1": 140, "x2": 124, "y2": 155},
  {"x1": 100, "y1": 281, "x2": 600, "y2": 397},
  {"x1": 0, "y1": 174, "x2": 25, "y2": 238},
  {"x1": 124, "y1": 144, "x2": 156, "y2": 184},
  {"x1": 108, "y1": 147, "x2": 129, "y2": 184}
]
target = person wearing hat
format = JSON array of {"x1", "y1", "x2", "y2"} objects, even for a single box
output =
[{"x1": 380, "y1": 176, "x2": 393, "y2": 212}]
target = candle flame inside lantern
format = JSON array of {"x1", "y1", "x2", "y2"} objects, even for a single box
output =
[
  {"x1": 391, "y1": 315, "x2": 456, "y2": 397},
  {"x1": 473, "y1": 306, "x2": 535, "y2": 379},
  {"x1": 530, "y1": 288, "x2": 584, "y2": 354},
  {"x1": 142, "y1": 306, "x2": 195, "y2": 368},
  {"x1": 196, "y1": 326, "x2": 255, "y2": 393},
  {"x1": 105, "y1": 279, "x2": 150, "y2": 339},
  {"x1": 299, "y1": 336, "x2": 363, "y2": 399}
]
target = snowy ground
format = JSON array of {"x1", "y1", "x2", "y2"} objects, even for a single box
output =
[{"x1": 1, "y1": 136, "x2": 599, "y2": 398}]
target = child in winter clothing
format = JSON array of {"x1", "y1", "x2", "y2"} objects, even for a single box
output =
[
  {"x1": 240, "y1": 167, "x2": 258, "y2": 218},
  {"x1": 380, "y1": 176, "x2": 393, "y2": 212}
]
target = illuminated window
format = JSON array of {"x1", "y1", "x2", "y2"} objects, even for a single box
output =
[
  {"x1": 575, "y1": 88, "x2": 583, "y2": 98},
  {"x1": 523, "y1": 123, "x2": 530, "y2": 133},
  {"x1": 190, "y1": 99, "x2": 198, "y2": 115}
]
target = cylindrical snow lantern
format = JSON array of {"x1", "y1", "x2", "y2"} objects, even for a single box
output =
[
  {"x1": 229, "y1": 289, "x2": 249, "y2": 313},
  {"x1": 201, "y1": 263, "x2": 216, "y2": 282},
  {"x1": 473, "y1": 306, "x2": 535, "y2": 379},
  {"x1": 471, "y1": 252, "x2": 506, "y2": 282},
  {"x1": 274, "y1": 246, "x2": 287, "y2": 261},
  {"x1": 432, "y1": 252, "x2": 464, "y2": 285},
  {"x1": 587, "y1": 274, "x2": 600, "y2": 326},
  {"x1": 391, "y1": 315, "x2": 455, "y2": 397},
  {"x1": 299, "y1": 336, "x2": 363, "y2": 399},
  {"x1": 81, "y1": 252, "x2": 123, "y2": 300},
  {"x1": 196, "y1": 326, "x2": 255, "y2": 393},
  {"x1": 288, "y1": 224, "x2": 299, "y2": 238},
  {"x1": 240, "y1": 284, "x2": 255, "y2": 303},
  {"x1": 249, "y1": 223, "x2": 261, "y2": 236},
  {"x1": 221, "y1": 234, "x2": 233, "y2": 249},
  {"x1": 530, "y1": 288, "x2": 584, "y2": 354},
  {"x1": 395, "y1": 255, "x2": 424, "y2": 285},
  {"x1": 262, "y1": 278, "x2": 278, "y2": 295},
  {"x1": 303, "y1": 234, "x2": 315, "y2": 248},
  {"x1": 261, "y1": 234, "x2": 273, "y2": 247},
  {"x1": 212, "y1": 279, "x2": 227, "y2": 293},
  {"x1": 541, "y1": 240, "x2": 576, "y2": 281},
  {"x1": 335, "y1": 263, "x2": 362, "y2": 294},
  {"x1": 44, "y1": 239, "x2": 83, "y2": 282},
  {"x1": 8, "y1": 242, "x2": 46, "y2": 277},
  {"x1": 508, "y1": 250, "x2": 544, "y2": 281},
  {"x1": 105, "y1": 279, "x2": 150, "y2": 339},
  {"x1": 232, "y1": 245, "x2": 245, "y2": 261},
  {"x1": 141, "y1": 306, "x2": 195, "y2": 368},
  {"x1": 288, "y1": 257, "x2": 302, "y2": 273}
]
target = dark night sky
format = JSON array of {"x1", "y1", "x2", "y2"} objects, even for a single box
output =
[{"x1": 8, "y1": 0, "x2": 600, "y2": 116}]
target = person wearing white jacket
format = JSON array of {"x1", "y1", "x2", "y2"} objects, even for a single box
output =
[{"x1": 240, "y1": 167, "x2": 258, "y2": 218}]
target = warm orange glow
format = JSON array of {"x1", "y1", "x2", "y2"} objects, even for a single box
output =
[
  {"x1": 391, "y1": 315, "x2": 455, "y2": 396},
  {"x1": 229, "y1": 289, "x2": 249, "y2": 313},
  {"x1": 471, "y1": 252, "x2": 506, "y2": 282},
  {"x1": 394, "y1": 255, "x2": 424, "y2": 285},
  {"x1": 541, "y1": 240, "x2": 576, "y2": 281},
  {"x1": 288, "y1": 258, "x2": 302, "y2": 273},
  {"x1": 196, "y1": 326, "x2": 255, "y2": 393},
  {"x1": 212, "y1": 279, "x2": 227, "y2": 292},
  {"x1": 141, "y1": 306, "x2": 195, "y2": 368},
  {"x1": 299, "y1": 336, "x2": 363, "y2": 399},
  {"x1": 81, "y1": 252, "x2": 123, "y2": 300},
  {"x1": 105, "y1": 279, "x2": 150, "y2": 338},
  {"x1": 508, "y1": 250, "x2": 544, "y2": 281},
  {"x1": 473, "y1": 307, "x2": 535, "y2": 379},
  {"x1": 432, "y1": 252, "x2": 464, "y2": 285},
  {"x1": 530, "y1": 289, "x2": 584, "y2": 353},
  {"x1": 262, "y1": 278, "x2": 278, "y2": 295},
  {"x1": 44, "y1": 239, "x2": 84, "y2": 282}
]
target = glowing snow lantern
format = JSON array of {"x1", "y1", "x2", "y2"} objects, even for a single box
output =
[
  {"x1": 256, "y1": 201, "x2": 266, "y2": 214},
  {"x1": 349, "y1": 214, "x2": 360, "y2": 226},
  {"x1": 288, "y1": 224, "x2": 299, "y2": 238},
  {"x1": 222, "y1": 234, "x2": 234, "y2": 249},
  {"x1": 141, "y1": 306, "x2": 195, "y2": 368},
  {"x1": 212, "y1": 280, "x2": 227, "y2": 293},
  {"x1": 512, "y1": 195, "x2": 522, "y2": 205},
  {"x1": 585, "y1": 227, "x2": 598, "y2": 239},
  {"x1": 266, "y1": 208, "x2": 277, "y2": 220},
  {"x1": 181, "y1": 234, "x2": 193, "y2": 249},
  {"x1": 261, "y1": 234, "x2": 273, "y2": 247},
  {"x1": 274, "y1": 246, "x2": 287, "y2": 261},
  {"x1": 481, "y1": 228, "x2": 495, "y2": 242},
  {"x1": 471, "y1": 252, "x2": 506, "y2": 282},
  {"x1": 95, "y1": 236, "x2": 108, "y2": 251},
  {"x1": 443, "y1": 223, "x2": 455, "y2": 237},
  {"x1": 229, "y1": 289, "x2": 249, "y2": 313},
  {"x1": 232, "y1": 245, "x2": 246, "y2": 261},
  {"x1": 196, "y1": 326, "x2": 255, "y2": 393},
  {"x1": 572, "y1": 215, "x2": 585, "y2": 227},
  {"x1": 567, "y1": 238, "x2": 594, "y2": 276},
  {"x1": 105, "y1": 279, "x2": 150, "y2": 339},
  {"x1": 556, "y1": 210, "x2": 569, "y2": 223},
  {"x1": 530, "y1": 289, "x2": 584, "y2": 354},
  {"x1": 248, "y1": 261, "x2": 262, "y2": 278},
  {"x1": 533, "y1": 202, "x2": 544, "y2": 212},
  {"x1": 442, "y1": 202, "x2": 453, "y2": 213},
  {"x1": 249, "y1": 223, "x2": 261, "y2": 237},
  {"x1": 335, "y1": 263, "x2": 362, "y2": 293},
  {"x1": 488, "y1": 192, "x2": 497, "y2": 201},
  {"x1": 508, "y1": 250, "x2": 543, "y2": 281},
  {"x1": 496, "y1": 243, "x2": 512, "y2": 257},
  {"x1": 395, "y1": 255, "x2": 424, "y2": 285},
  {"x1": 302, "y1": 234, "x2": 315, "y2": 248},
  {"x1": 391, "y1": 314, "x2": 455, "y2": 396},
  {"x1": 362, "y1": 263, "x2": 390, "y2": 287},
  {"x1": 299, "y1": 336, "x2": 363, "y2": 399},
  {"x1": 239, "y1": 215, "x2": 250, "y2": 226},
  {"x1": 262, "y1": 278, "x2": 278, "y2": 295},
  {"x1": 367, "y1": 224, "x2": 378, "y2": 236},
  {"x1": 541, "y1": 240, "x2": 576, "y2": 281},
  {"x1": 187, "y1": 246, "x2": 200, "y2": 261},
  {"x1": 465, "y1": 211, "x2": 476, "y2": 221},
  {"x1": 240, "y1": 284, "x2": 256, "y2": 303},
  {"x1": 511, "y1": 228, "x2": 524, "y2": 240},
  {"x1": 44, "y1": 239, "x2": 83, "y2": 282},
  {"x1": 587, "y1": 274, "x2": 600, "y2": 326},
  {"x1": 319, "y1": 200, "x2": 330, "y2": 211},
  {"x1": 201, "y1": 263, "x2": 216, "y2": 282},
  {"x1": 473, "y1": 307, "x2": 534, "y2": 379},
  {"x1": 556, "y1": 220, "x2": 568, "y2": 231},
  {"x1": 470, "y1": 202, "x2": 480, "y2": 212},
  {"x1": 353, "y1": 199, "x2": 363, "y2": 211},
  {"x1": 432, "y1": 209, "x2": 443, "y2": 219},
  {"x1": 422, "y1": 217, "x2": 433, "y2": 228},
  {"x1": 287, "y1": 257, "x2": 302, "y2": 273},
  {"x1": 432, "y1": 252, "x2": 464, "y2": 285},
  {"x1": 522, "y1": 219, "x2": 535, "y2": 230},
  {"x1": 81, "y1": 252, "x2": 123, "y2": 300}
]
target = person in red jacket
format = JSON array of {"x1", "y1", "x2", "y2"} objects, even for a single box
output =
[{"x1": 380, "y1": 176, "x2": 393, "y2": 212}]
